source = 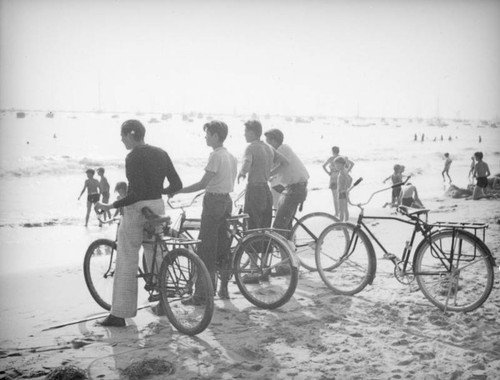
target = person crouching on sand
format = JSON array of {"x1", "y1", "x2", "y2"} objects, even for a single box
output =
[
  {"x1": 472, "y1": 151, "x2": 490, "y2": 200},
  {"x1": 399, "y1": 182, "x2": 424, "y2": 209}
]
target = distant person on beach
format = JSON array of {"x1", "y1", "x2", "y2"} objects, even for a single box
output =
[
  {"x1": 383, "y1": 164, "x2": 405, "y2": 207},
  {"x1": 171, "y1": 120, "x2": 237, "y2": 300},
  {"x1": 264, "y1": 128, "x2": 309, "y2": 237},
  {"x1": 238, "y1": 120, "x2": 278, "y2": 231},
  {"x1": 113, "y1": 181, "x2": 127, "y2": 217},
  {"x1": 421, "y1": 133, "x2": 425, "y2": 142},
  {"x1": 95, "y1": 120, "x2": 182, "y2": 327},
  {"x1": 322, "y1": 146, "x2": 354, "y2": 217},
  {"x1": 97, "y1": 167, "x2": 112, "y2": 221},
  {"x1": 399, "y1": 182, "x2": 424, "y2": 209},
  {"x1": 441, "y1": 153, "x2": 452, "y2": 183},
  {"x1": 472, "y1": 151, "x2": 490, "y2": 200},
  {"x1": 77, "y1": 169, "x2": 101, "y2": 227},
  {"x1": 334, "y1": 157, "x2": 352, "y2": 221}
]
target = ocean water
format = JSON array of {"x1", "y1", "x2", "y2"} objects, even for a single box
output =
[{"x1": 0, "y1": 111, "x2": 499, "y2": 227}]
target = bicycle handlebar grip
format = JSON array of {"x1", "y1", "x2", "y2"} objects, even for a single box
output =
[{"x1": 353, "y1": 177, "x2": 363, "y2": 187}]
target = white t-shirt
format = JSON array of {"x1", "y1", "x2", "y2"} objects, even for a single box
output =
[
  {"x1": 205, "y1": 147, "x2": 238, "y2": 194},
  {"x1": 275, "y1": 144, "x2": 309, "y2": 186}
]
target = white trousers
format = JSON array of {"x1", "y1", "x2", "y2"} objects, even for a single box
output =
[{"x1": 111, "y1": 199, "x2": 164, "y2": 318}]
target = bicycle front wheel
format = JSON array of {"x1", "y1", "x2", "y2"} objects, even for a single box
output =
[
  {"x1": 234, "y1": 232, "x2": 298, "y2": 309},
  {"x1": 291, "y1": 212, "x2": 339, "y2": 271},
  {"x1": 158, "y1": 248, "x2": 214, "y2": 335},
  {"x1": 315, "y1": 223, "x2": 376, "y2": 295},
  {"x1": 83, "y1": 239, "x2": 116, "y2": 311},
  {"x1": 413, "y1": 229, "x2": 495, "y2": 312}
]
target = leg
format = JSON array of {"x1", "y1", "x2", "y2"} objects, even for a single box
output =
[
  {"x1": 273, "y1": 185, "x2": 307, "y2": 239},
  {"x1": 332, "y1": 188, "x2": 339, "y2": 217},
  {"x1": 85, "y1": 201, "x2": 92, "y2": 226}
]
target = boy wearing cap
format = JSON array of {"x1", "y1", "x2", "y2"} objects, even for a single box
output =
[{"x1": 264, "y1": 128, "x2": 309, "y2": 237}]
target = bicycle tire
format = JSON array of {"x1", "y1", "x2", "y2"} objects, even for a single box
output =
[
  {"x1": 158, "y1": 248, "x2": 214, "y2": 335},
  {"x1": 234, "y1": 231, "x2": 299, "y2": 309},
  {"x1": 315, "y1": 222, "x2": 376, "y2": 295},
  {"x1": 83, "y1": 239, "x2": 116, "y2": 311},
  {"x1": 291, "y1": 212, "x2": 339, "y2": 271},
  {"x1": 413, "y1": 229, "x2": 495, "y2": 312}
]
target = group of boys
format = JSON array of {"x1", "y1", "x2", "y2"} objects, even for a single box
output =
[
  {"x1": 94, "y1": 119, "x2": 309, "y2": 327},
  {"x1": 78, "y1": 167, "x2": 112, "y2": 227}
]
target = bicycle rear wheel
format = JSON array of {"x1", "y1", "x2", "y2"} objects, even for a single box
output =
[
  {"x1": 413, "y1": 229, "x2": 494, "y2": 312},
  {"x1": 291, "y1": 212, "x2": 339, "y2": 271},
  {"x1": 234, "y1": 232, "x2": 298, "y2": 309},
  {"x1": 83, "y1": 239, "x2": 116, "y2": 311},
  {"x1": 158, "y1": 248, "x2": 214, "y2": 335},
  {"x1": 315, "y1": 223, "x2": 376, "y2": 295}
]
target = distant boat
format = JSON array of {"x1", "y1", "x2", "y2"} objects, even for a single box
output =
[
  {"x1": 161, "y1": 113, "x2": 172, "y2": 120},
  {"x1": 148, "y1": 118, "x2": 159, "y2": 123},
  {"x1": 111, "y1": 114, "x2": 119, "y2": 119},
  {"x1": 16, "y1": 112, "x2": 26, "y2": 118},
  {"x1": 46, "y1": 112, "x2": 54, "y2": 118}
]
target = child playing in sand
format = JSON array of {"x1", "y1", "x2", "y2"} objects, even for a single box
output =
[
  {"x1": 383, "y1": 164, "x2": 405, "y2": 207},
  {"x1": 78, "y1": 169, "x2": 101, "y2": 227},
  {"x1": 113, "y1": 181, "x2": 127, "y2": 217},
  {"x1": 97, "y1": 167, "x2": 112, "y2": 221},
  {"x1": 472, "y1": 152, "x2": 490, "y2": 200},
  {"x1": 399, "y1": 182, "x2": 424, "y2": 209},
  {"x1": 442, "y1": 153, "x2": 452, "y2": 183},
  {"x1": 334, "y1": 156, "x2": 352, "y2": 221}
]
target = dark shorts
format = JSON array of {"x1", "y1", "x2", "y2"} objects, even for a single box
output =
[
  {"x1": 402, "y1": 197, "x2": 413, "y2": 207},
  {"x1": 477, "y1": 177, "x2": 488, "y2": 188},
  {"x1": 87, "y1": 193, "x2": 100, "y2": 204},
  {"x1": 101, "y1": 191, "x2": 110, "y2": 203},
  {"x1": 392, "y1": 187, "x2": 401, "y2": 198},
  {"x1": 338, "y1": 191, "x2": 347, "y2": 200}
]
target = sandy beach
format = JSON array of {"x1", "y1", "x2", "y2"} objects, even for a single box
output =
[{"x1": 1, "y1": 188, "x2": 499, "y2": 380}]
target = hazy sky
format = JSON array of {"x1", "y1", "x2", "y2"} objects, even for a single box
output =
[{"x1": 1, "y1": 0, "x2": 499, "y2": 119}]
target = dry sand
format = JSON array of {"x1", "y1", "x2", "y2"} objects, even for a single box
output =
[{"x1": 1, "y1": 190, "x2": 499, "y2": 380}]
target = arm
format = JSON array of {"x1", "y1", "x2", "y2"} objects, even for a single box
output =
[
  {"x1": 238, "y1": 147, "x2": 252, "y2": 183},
  {"x1": 176, "y1": 171, "x2": 215, "y2": 194},
  {"x1": 485, "y1": 164, "x2": 491, "y2": 177},
  {"x1": 322, "y1": 158, "x2": 332, "y2": 176},
  {"x1": 78, "y1": 181, "x2": 88, "y2": 199},
  {"x1": 270, "y1": 146, "x2": 290, "y2": 177},
  {"x1": 346, "y1": 158, "x2": 354, "y2": 173},
  {"x1": 162, "y1": 154, "x2": 183, "y2": 195}
]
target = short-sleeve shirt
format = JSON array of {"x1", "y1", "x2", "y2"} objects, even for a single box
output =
[
  {"x1": 275, "y1": 144, "x2": 309, "y2": 185},
  {"x1": 205, "y1": 147, "x2": 237, "y2": 194},
  {"x1": 240, "y1": 140, "x2": 274, "y2": 184}
]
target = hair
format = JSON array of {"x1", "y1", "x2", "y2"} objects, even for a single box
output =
[
  {"x1": 121, "y1": 119, "x2": 145, "y2": 141},
  {"x1": 86, "y1": 169, "x2": 95, "y2": 175},
  {"x1": 474, "y1": 151, "x2": 483, "y2": 160},
  {"x1": 97, "y1": 167, "x2": 105, "y2": 174},
  {"x1": 114, "y1": 181, "x2": 127, "y2": 193},
  {"x1": 264, "y1": 128, "x2": 284, "y2": 145},
  {"x1": 244, "y1": 119, "x2": 262, "y2": 137},
  {"x1": 333, "y1": 156, "x2": 346, "y2": 166},
  {"x1": 331, "y1": 146, "x2": 340, "y2": 154},
  {"x1": 393, "y1": 164, "x2": 401, "y2": 171},
  {"x1": 204, "y1": 120, "x2": 228, "y2": 142},
  {"x1": 444, "y1": 153, "x2": 449, "y2": 157}
]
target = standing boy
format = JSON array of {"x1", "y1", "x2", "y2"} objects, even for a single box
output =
[
  {"x1": 472, "y1": 151, "x2": 490, "y2": 200},
  {"x1": 173, "y1": 120, "x2": 237, "y2": 300},
  {"x1": 238, "y1": 120, "x2": 275, "y2": 230},
  {"x1": 264, "y1": 128, "x2": 308, "y2": 237},
  {"x1": 442, "y1": 153, "x2": 452, "y2": 183},
  {"x1": 95, "y1": 120, "x2": 182, "y2": 327},
  {"x1": 78, "y1": 169, "x2": 101, "y2": 227},
  {"x1": 322, "y1": 146, "x2": 354, "y2": 217},
  {"x1": 97, "y1": 167, "x2": 112, "y2": 222},
  {"x1": 334, "y1": 157, "x2": 352, "y2": 222}
]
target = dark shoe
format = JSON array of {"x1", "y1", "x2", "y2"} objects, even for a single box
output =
[
  {"x1": 272, "y1": 265, "x2": 291, "y2": 276},
  {"x1": 242, "y1": 273, "x2": 261, "y2": 284},
  {"x1": 151, "y1": 303, "x2": 166, "y2": 316},
  {"x1": 98, "y1": 314, "x2": 126, "y2": 327},
  {"x1": 181, "y1": 296, "x2": 206, "y2": 306}
]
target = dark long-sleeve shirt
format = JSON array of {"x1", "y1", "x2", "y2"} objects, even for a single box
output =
[{"x1": 113, "y1": 144, "x2": 182, "y2": 209}]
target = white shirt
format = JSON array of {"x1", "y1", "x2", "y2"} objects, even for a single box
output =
[
  {"x1": 275, "y1": 144, "x2": 309, "y2": 186},
  {"x1": 205, "y1": 147, "x2": 237, "y2": 193}
]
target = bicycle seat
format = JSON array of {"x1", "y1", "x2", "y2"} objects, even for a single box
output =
[
  {"x1": 141, "y1": 207, "x2": 172, "y2": 226},
  {"x1": 397, "y1": 206, "x2": 430, "y2": 218}
]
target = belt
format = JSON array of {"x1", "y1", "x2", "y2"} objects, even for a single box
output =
[
  {"x1": 205, "y1": 192, "x2": 230, "y2": 197},
  {"x1": 247, "y1": 182, "x2": 269, "y2": 187},
  {"x1": 288, "y1": 181, "x2": 308, "y2": 187}
]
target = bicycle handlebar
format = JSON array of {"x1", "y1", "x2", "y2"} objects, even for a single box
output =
[
  {"x1": 166, "y1": 191, "x2": 205, "y2": 210},
  {"x1": 348, "y1": 176, "x2": 411, "y2": 208}
]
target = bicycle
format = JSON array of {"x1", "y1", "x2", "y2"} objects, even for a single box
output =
[
  {"x1": 167, "y1": 192, "x2": 299, "y2": 309},
  {"x1": 234, "y1": 189, "x2": 339, "y2": 272},
  {"x1": 83, "y1": 208, "x2": 214, "y2": 335},
  {"x1": 315, "y1": 177, "x2": 496, "y2": 312}
]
